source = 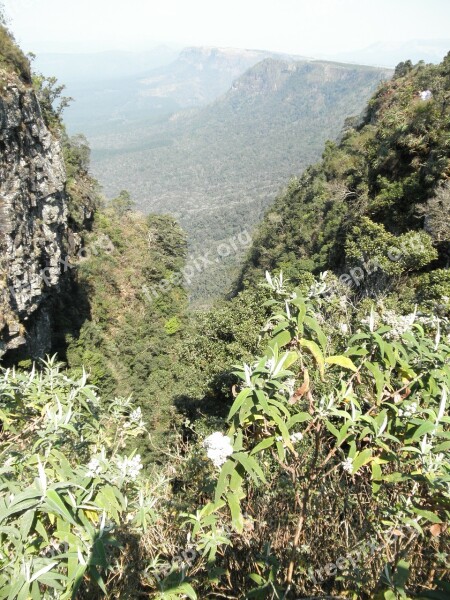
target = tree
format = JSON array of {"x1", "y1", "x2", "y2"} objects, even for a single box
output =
[
  {"x1": 32, "y1": 73, "x2": 73, "y2": 125},
  {"x1": 110, "y1": 190, "x2": 136, "y2": 217}
]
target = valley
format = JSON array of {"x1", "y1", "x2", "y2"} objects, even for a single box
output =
[{"x1": 65, "y1": 48, "x2": 391, "y2": 300}]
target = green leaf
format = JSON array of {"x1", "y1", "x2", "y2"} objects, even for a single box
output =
[
  {"x1": 300, "y1": 338, "x2": 325, "y2": 379},
  {"x1": 365, "y1": 362, "x2": 386, "y2": 403},
  {"x1": 44, "y1": 490, "x2": 77, "y2": 526},
  {"x1": 250, "y1": 437, "x2": 275, "y2": 455},
  {"x1": 268, "y1": 330, "x2": 292, "y2": 350},
  {"x1": 88, "y1": 565, "x2": 107, "y2": 594},
  {"x1": 234, "y1": 452, "x2": 266, "y2": 485},
  {"x1": 229, "y1": 466, "x2": 244, "y2": 492},
  {"x1": 371, "y1": 462, "x2": 382, "y2": 494},
  {"x1": 286, "y1": 412, "x2": 311, "y2": 429},
  {"x1": 226, "y1": 493, "x2": 244, "y2": 533},
  {"x1": 30, "y1": 562, "x2": 59, "y2": 583},
  {"x1": 255, "y1": 389, "x2": 272, "y2": 417},
  {"x1": 393, "y1": 559, "x2": 409, "y2": 591},
  {"x1": 304, "y1": 316, "x2": 328, "y2": 351},
  {"x1": 175, "y1": 583, "x2": 197, "y2": 600},
  {"x1": 411, "y1": 421, "x2": 436, "y2": 441},
  {"x1": 352, "y1": 449, "x2": 372, "y2": 474},
  {"x1": 214, "y1": 459, "x2": 235, "y2": 503},
  {"x1": 411, "y1": 508, "x2": 442, "y2": 524},
  {"x1": 325, "y1": 420, "x2": 339, "y2": 438},
  {"x1": 283, "y1": 351, "x2": 299, "y2": 371},
  {"x1": 19, "y1": 509, "x2": 35, "y2": 539},
  {"x1": 228, "y1": 388, "x2": 251, "y2": 420},
  {"x1": 325, "y1": 355, "x2": 358, "y2": 372}
]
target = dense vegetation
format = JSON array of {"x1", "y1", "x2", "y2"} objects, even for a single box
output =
[
  {"x1": 0, "y1": 22, "x2": 30, "y2": 84},
  {"x1": 64, "y1": 204, "x2": 188, "y2": 457},
  {"x1": 238, "y1": 57, "x2": 450, "y2": 314},
  {"x1": 1, "y1": 277, "x2": 449, "y2": 598},
  {"x1": 0, "y1": 23, "x2": 449, "y2": 600}
]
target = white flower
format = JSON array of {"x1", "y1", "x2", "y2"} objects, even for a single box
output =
[
  {"x1": 203, "y1": 432, "x2": 234, "y2": 468},
  {"x1": 290, "y1": 432, "x2": 303, "y2": 444},
  {"x1": 398, "y1": 401, "x2": 419, "y2": 418},
  {"x1": 126, "y1": 407, "x2": 146, "y2": 428},
  {"x1": 419, "y1": 90, "x2": 432, "y2": 101},
  {"x1": 284, "y1": 378, "x2": 296, "y2": 398},
  {"x1": 383, "y1": 310, "x2": 416, "y2": 340},
  {"x1": 130, "y1": 407, "x2": 142, "y2": 422},
  {"x1": 117, "y1": 454, "x2": 143, "y2": 481},
  {"x1": 339, "y1": 323, "x2": 348, "y2": 334},
  {"x1": 341, "y1": 457, "x2": 353, "y2": 473},
  {"x1": 86, "y1": 458, "x2": 102, "y2": 478}
]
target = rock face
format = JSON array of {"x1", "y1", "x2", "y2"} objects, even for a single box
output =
[{"x1": 0, "y1": 70, "x2": 69, "y2": 360}]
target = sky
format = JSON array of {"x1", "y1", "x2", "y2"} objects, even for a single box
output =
[{"x1": 3, "y1": 0, "x2": 450, "y2": 56}]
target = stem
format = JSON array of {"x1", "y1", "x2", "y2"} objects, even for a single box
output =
[
  {"x1": 285, "y1": 483, "x2": 311, "y2": 586},
  {"x1": 285, "y1": 424, "x2": 321, "y2": 589}
]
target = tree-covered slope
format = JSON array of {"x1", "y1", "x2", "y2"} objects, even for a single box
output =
[
  {"x1": 238, "y1": 56, "x2": 450, "y2": 311},
  {"x1": 90, "y1": 58, "x2": 391, "y2": 302}
]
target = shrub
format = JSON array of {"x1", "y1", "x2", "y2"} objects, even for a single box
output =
[
  {"x1": 0, "y1": 357, "x2": 149, "y2": 598},
  {"x1": 0, "y1": 25, "x2": 30, "y2": 83}
]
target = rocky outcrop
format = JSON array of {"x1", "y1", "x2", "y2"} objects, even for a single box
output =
[{"x1": 0, "y1": 70, "x2": 69, "y2": 360}]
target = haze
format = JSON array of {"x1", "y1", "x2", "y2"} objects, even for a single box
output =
[{"x1": 4, "y1": 0, "x2": 450, "y2": 56}]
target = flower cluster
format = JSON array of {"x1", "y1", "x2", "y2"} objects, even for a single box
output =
[
  {"x1": 419, "y1": 89, "x2": 432, "y2": 101},
  {"x1": 398, "y1": 401, "x2": 419, "y2": 418},
  {"x1": 382, "y1": 310, "x2": 416, "y2": 340},
  {"x1": 203, "y1": 432, "x2": 234, "y2": 468},
  {"x1": 290, "y1": 431, "x2": 303, "y2": 444},
  {"x1": 339, "y1": 323, "x2": 349, "y2": 335},
  {"x1": 276, "y1": 431, "x2": 304, "y2": 445},
  {"x1": 341, "y1": 457, "x2": 353, "y2": 473},
  {"x1": 86, "y1": 458, "x2": 102, "y2": 478},
  {"x1": 116, "y1": 454, "x2": 143, "y2": 481},
  {"x1": 85, "y1": 447, "x2": 108, "y2": 478}
]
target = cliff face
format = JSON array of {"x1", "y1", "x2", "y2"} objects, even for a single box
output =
[{"x1": 0, "y1": 70, "x2": 69, "y2": 360}]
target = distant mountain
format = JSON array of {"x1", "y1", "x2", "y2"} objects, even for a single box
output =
[
  {"x1": 328, "y1": 39, "x2": 450, "y2": 67},
  {"x1": 137, "y1": 46, "x2": 305, "y2": 108},
  {"x1": 89, "y1": 58, "x2": 391, "y2": 301},
  {"x1": 50, "y1": 46, "x2": 304, "y2": 135}
]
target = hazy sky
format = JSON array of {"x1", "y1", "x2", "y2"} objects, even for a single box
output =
[{"x1": 4, "y1": 0, "x2": 450, "y2": 55}]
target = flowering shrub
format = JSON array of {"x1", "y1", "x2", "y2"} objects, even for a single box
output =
[
  {"x1": 203, "y1": 432, "x2": 234, "y2": 468},
  {"x1": 184, "y1": 272, "x2": 449, "y2": 598},
  {"x1": 0, "y1": 357, "x2": 147, "y2": 598}
]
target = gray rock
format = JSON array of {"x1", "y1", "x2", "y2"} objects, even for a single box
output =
[{"x1": 0, "y1": 71, "x2": 69, "y2": 360}]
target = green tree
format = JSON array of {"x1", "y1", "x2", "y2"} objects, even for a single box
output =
[{"x1": 110, "y1": 190, "x2": 136, "y2": 217}]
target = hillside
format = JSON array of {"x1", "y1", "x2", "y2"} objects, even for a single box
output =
[
  {"x1": 90, "y1": 58, "x2": 391, "y2": 301},
  {"x1": 238, "y1": 55, "x2": 450, "y2": 313}
]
